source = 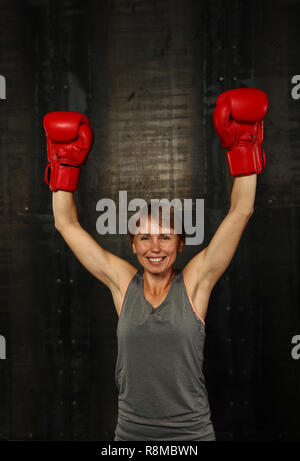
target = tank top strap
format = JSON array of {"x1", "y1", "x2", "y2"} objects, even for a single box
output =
[{"x1": 119, "y1": 270, "x2": 140, "y2": 315}]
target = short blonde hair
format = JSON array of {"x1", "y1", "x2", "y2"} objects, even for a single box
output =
[{"x1": 128, "y1": 203, "x2": 185, "y2": 247}]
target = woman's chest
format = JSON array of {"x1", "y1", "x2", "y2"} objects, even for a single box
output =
[{"x1": 144, "y1": 289, "x2": 169, "y2": 308}]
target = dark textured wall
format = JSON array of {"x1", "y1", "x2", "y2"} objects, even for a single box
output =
[{"x1": 0, "y1": 0, "x2": 299, "y2": 441}]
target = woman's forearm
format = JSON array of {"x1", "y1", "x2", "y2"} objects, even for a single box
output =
[
  {"x1": 229, "y1": 174, "x2": 257, "y2": 215},
  {"x1": 52, "y1": 190, "x2": 80, "y2": 231}
]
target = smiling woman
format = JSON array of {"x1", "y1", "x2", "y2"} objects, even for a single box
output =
[
  {"x1": 128, "y1": 205, "x2": 185, "y2": 290},
  {"x1": 46, "y1": 86, "x2": 266, "y2": 441}
]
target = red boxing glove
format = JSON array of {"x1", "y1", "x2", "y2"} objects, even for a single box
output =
[
  {"x1": 43, "y1": 111, "x2": 94, "y2": 191},
  {"x1": 213, "y1": 88, "x2": 268, "y2": 176}
]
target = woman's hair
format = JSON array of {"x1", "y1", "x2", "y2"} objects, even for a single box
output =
[{"x1": 128, "y1": 203, "x2": 185, "y2": 248}]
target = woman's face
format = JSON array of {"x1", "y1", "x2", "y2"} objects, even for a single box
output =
[{"x1": 131, "y1": 216, "x2": 183, "y2": 274}]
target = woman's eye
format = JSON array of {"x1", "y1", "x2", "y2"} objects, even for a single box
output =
[
  {"x1": 161, "y1": 236, "x2": 170, "y2": 240},
  {"x1": 140, "y1": 236, "x2": 149, "y2": 240}
]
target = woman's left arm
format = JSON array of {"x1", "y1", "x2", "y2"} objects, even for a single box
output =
[{"x1": 184, "y1": 174, "x2": 257, "y2": 290}]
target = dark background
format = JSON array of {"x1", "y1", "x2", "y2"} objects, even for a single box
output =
[{"x1": 0, "y1": 0, "x2": 299, "y2": 441}]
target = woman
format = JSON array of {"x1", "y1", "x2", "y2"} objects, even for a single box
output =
[{"x1": 43, "y1": 88, "x2": 268, "y2": 441}]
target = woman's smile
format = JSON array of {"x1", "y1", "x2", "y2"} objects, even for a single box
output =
[{"x1": 146, "y1": 256, "x2": 167, "y2": 265}]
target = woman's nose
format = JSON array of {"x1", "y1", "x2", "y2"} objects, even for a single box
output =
[{"x1": 150, "y1": 238, "x2": 160, "y2": 251}]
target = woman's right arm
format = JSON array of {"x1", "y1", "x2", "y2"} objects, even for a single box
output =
[{"x1": 53, "y1": 190, "x2": 137, "y2": 313}]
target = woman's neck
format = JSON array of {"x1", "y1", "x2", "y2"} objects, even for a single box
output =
[{"x1": 143, "y1": 267, "x2": 176, "y2": 296}]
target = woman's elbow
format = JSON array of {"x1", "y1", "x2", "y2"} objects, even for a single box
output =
[
  {"x1": 54, "y1": 220, "x2": 63, "y2": 233},
  {"x1": 54, "y1": 218, "x2": 80, "y2": 234},
  {"x1": 230, "y1": 206, "x2": 254, "y2": 219},
  {"x1": 246, "y1": 206, "x2": 254, "y2": 217},
  {"x1": 54, "y1": 217, "x2": 69, "y2": 233}
]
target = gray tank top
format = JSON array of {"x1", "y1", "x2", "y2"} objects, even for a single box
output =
[{"x1": 114, "y1": 269, "x2": 215, "y2": 441}]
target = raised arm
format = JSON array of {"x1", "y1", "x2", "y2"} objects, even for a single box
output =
[
  {"x1": 183, "y1": 88, "x2": 268, "y2": 319},
  {"x1": 44, "y1": 111, "x2": 136, "y2": 315},
  {"x1": 184, "y1": 175, "x2": 256, "y2": 290},
  {"x1": 53, "y1": 191, "x2": 136, "y2": 299}
]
